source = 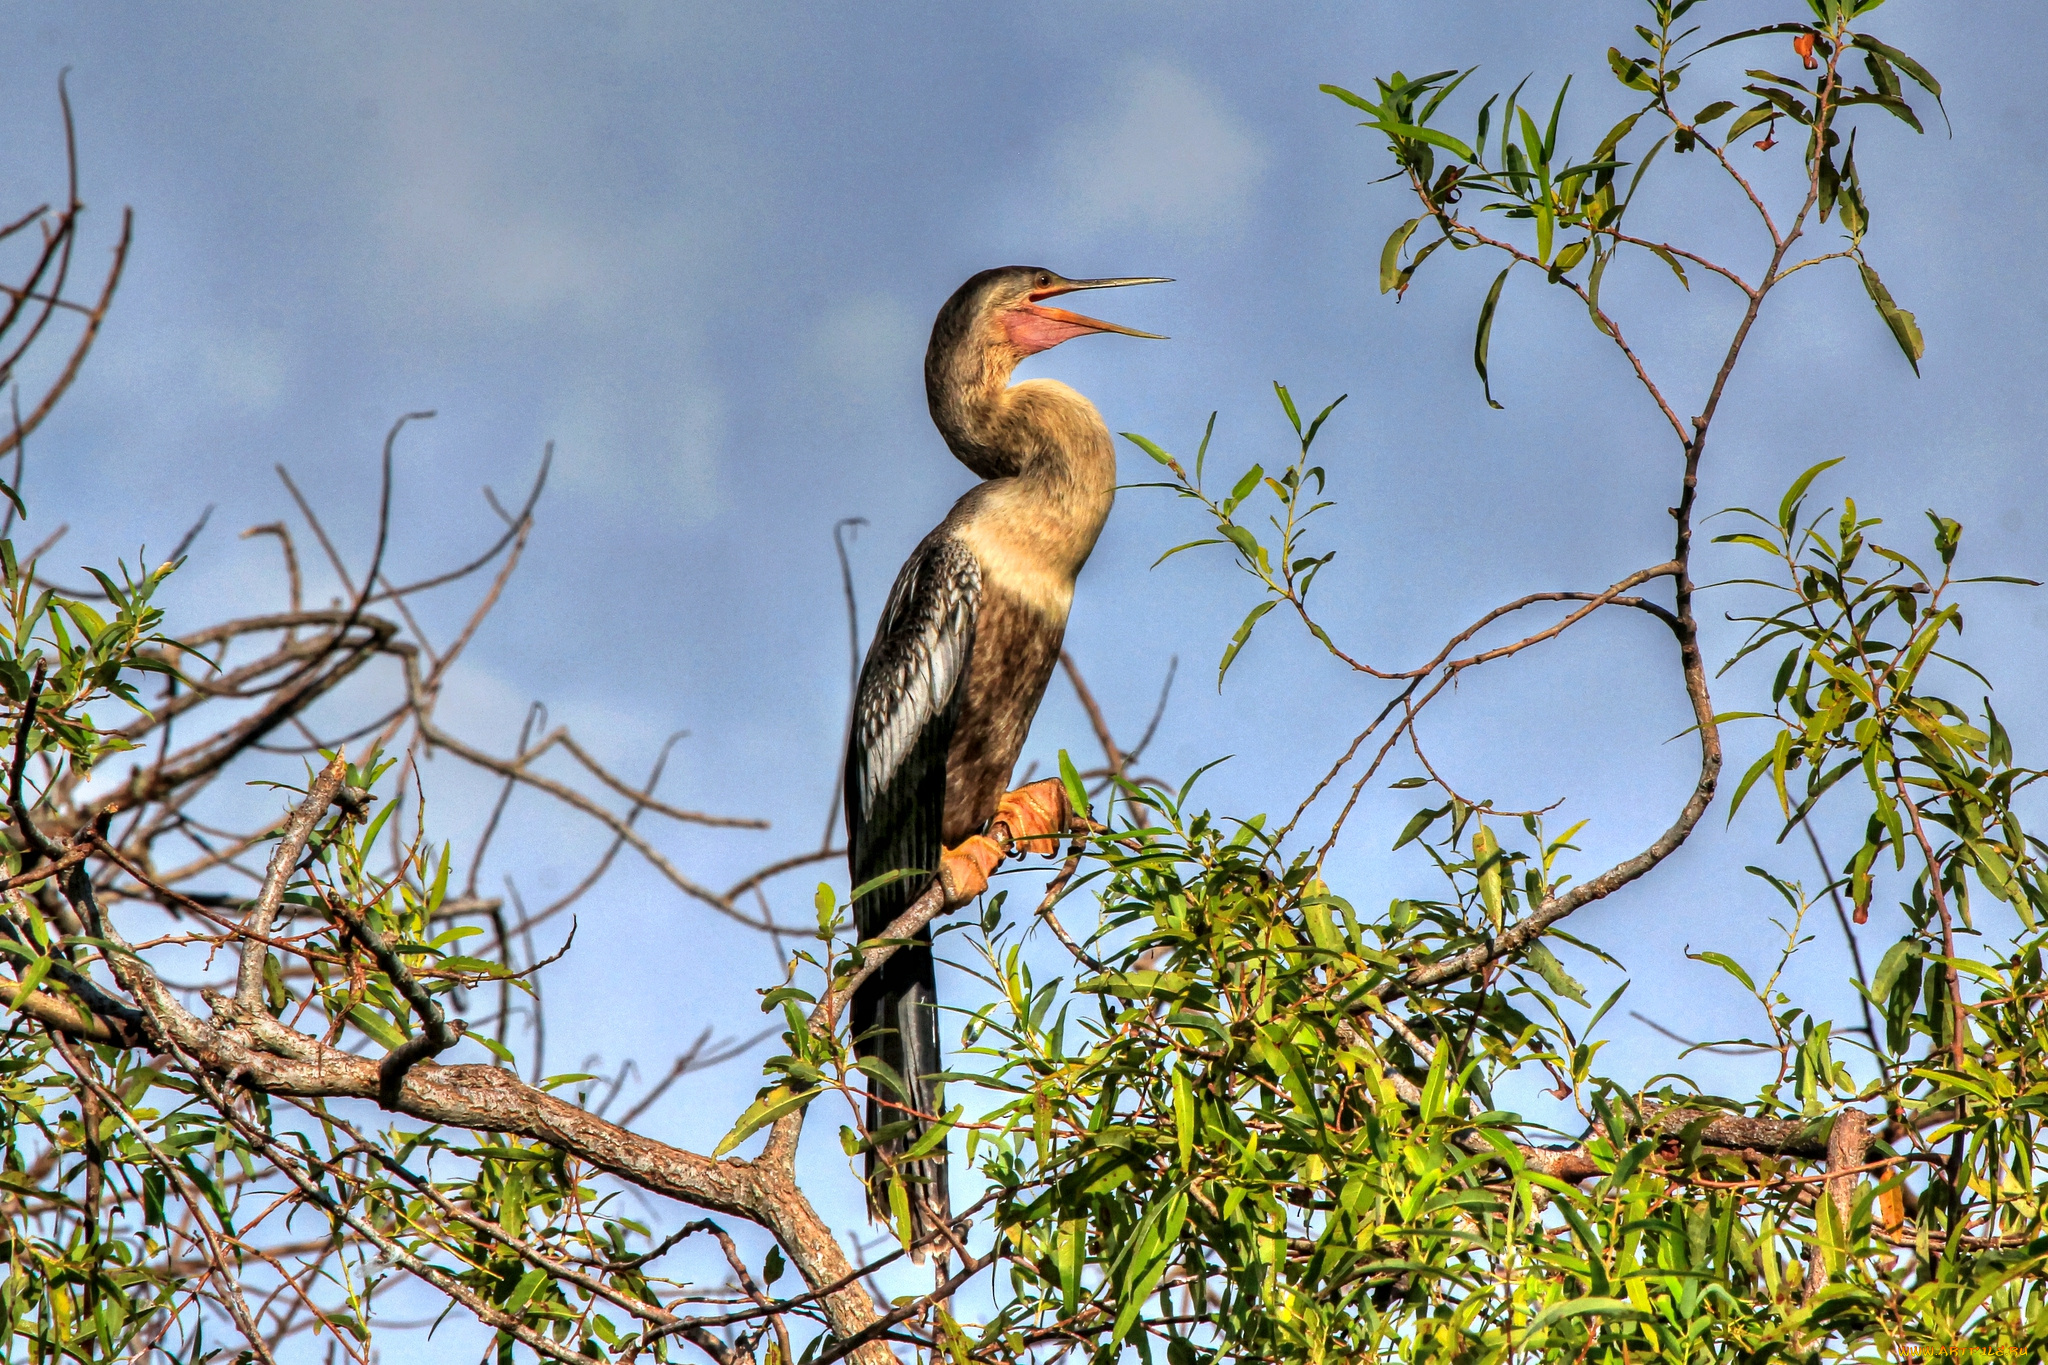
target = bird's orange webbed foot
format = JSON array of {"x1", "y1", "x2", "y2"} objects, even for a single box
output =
[
  {"x1": 990, "y1": 778, "x2": 1073, "y2": 854},
  {"x1": 936, "y1": 780, "x2": 1077, "y2": 907},
  {"x1": 938, "y1": 835, "x2": 1004, "y2": 907}
]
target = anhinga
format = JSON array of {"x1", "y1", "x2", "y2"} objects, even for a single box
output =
[{"x1": 846, "y1": 266, "x2": 1167, "y2": 1244}]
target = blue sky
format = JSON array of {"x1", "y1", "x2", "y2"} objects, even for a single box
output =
[{"x1": 2, "y1": 0, "x2": 2043, "y2": 1351}]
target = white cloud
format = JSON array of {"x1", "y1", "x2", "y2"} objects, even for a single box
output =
[{"x1": 1037, "y1": 62, "x2": 1266, "y2": 239}]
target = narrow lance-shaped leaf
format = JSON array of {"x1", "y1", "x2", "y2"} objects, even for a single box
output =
[
  {"x1": 1849, "y1": 34, "x2": 1947, "y2": 132},
  {"x1": 1474, "y1": 265, "x2": 1512, "y2": 409},
  {"x1": 1217, "y1": 599, "x2": 1277, "y2": 688},
  {"x1": 1522, "y1": 940, "x2": 1589, "y2": 1005},
  {"x1": 1728, "y1": 102, "x2": 1778, "y2": 140},
  {"x1": 1586, "y1": 247, "x2": 1613, "y2": 335},
  {"x1": 1368, "y1": 118, "x2": 1478, "y2": 164},
  {"x1": 1541, "y1": 75, "x2": 1571, "y2": 162},
  {"x1": 1302, "y1": 393, "x2": 1348, "y2": 448},
  {"x1": 712, "y1": 1084, "x2": 821, "y2": 1156},
  {"x1": 1644, "y1": 243, "x2": 1689, "y2": 289},
  {"x1": 1274, "y1": 382, "x2": 1303, "y2": 436},
  {"x1": 1858, "y1": 261, "x2": 1923, "y2": 375},
  {"x1": 1777, "y1": 457, "x2": 1844, "y2": 530},
  {"x1": 1473, "y1": 822, "x2": 1505, "y2": 927},
  {"x1": 1394, "y1": 234, "x2": 1446, "y2": 298},
  {"x1": 1058, "y1": 749, "x2": 1092, "y2": 822},
  {"x1": 1319, "y1": 83, "x2": 1384, "y2": 117},
  {"x1": 1608, "y1": 47, "x2": 1658, "y2": 92},
  {"x1": 1696, "y1": 22, "x2": 1818, "y2": 55},
  {"x1": 1381, "y1": 217, "x2": 1421, "y2": 293}
]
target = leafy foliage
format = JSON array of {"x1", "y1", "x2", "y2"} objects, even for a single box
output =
[{"x1": 4, "y1": 3, "x2": 2045, "y2": 1364}]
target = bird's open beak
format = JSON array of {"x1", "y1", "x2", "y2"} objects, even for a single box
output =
[{"x1": 1022, "y1": 276, "x2": 1172, "y2": 340}]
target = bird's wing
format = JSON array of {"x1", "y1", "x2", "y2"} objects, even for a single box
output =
[
  {"x1": 845, "y1": 534, "x2": 978, "y2": 1240},
  {"x1": 845, "y1": 532, "x2": 981, "y2": 936}
]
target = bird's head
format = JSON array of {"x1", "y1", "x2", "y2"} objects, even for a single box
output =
[
  {"x1": 925, "y1": 267, "x2": 1169, "y2": 479},
  {"x1": 936, "y1": 266, "x2": 1170, "y2": 365}
]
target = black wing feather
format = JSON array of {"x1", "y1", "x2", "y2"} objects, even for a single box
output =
[{"x1": 844, "y1": 533, "x2": 979, "y2": 1243}]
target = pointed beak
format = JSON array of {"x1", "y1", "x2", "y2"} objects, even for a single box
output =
[{"x1": 1023, "y1": 276, "x2": 1172, "y2": 340}]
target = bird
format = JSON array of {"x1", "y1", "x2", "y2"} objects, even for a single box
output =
[{"x1": 844, "y1": 266, "x2": 1167, "y2": 1248}]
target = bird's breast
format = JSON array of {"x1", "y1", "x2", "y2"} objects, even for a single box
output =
[
  {"x1": 949, "y1": 519, "x2": 1079, "y2": 621},
  {"x1": 941, "y1": 578, "x2": 1068, "y2": 845}
]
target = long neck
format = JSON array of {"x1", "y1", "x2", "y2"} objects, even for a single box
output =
[
  {"x1": 930, "y1": 348, "x2": 1118, "y2": 589},
  {"x1": 926, "y1": 325, "x2": 1029, "y2": 480}
]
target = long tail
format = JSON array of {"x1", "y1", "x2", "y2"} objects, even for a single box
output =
[{"x1": 850, "y1": 918, "x2": 950, "y2": 1252}]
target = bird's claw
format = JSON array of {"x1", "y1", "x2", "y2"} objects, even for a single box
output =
[
  {"x1": 990, "y1": 778, "x2": 1073, "y2": 854},
  {"x1": 938, "y1": 835, "x2": 1004, "y2": 907},
  {"x1": 937, "y1": 781, "x2": 1076, "y2": 907}
]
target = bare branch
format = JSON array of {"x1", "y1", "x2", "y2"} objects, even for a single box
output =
[{"x1": 235, "y1": 750, "x2": 346, "y2": 1010}]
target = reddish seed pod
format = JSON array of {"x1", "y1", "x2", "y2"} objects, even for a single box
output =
[{"x1": 1793, "y1": 32, "x2": 1819, "y2": 70}]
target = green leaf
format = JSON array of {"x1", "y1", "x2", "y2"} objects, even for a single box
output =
[
  {"x1": 1522, "y1": 1297, "x2": 1656, "y2": 1336},
  {"x1": 1586, "y1": 248, "x2": 1612, "y2": 335},
  {"x1": 1546, "y1": 238, "x2": 1588, "y2": 282},
  {"x1": 1366, "y1": 118, "x2": 1478, "y2": 164},
  {"x1": 1540, "y1": 75, "x2": 1572, "y2": 163},
  {"x1": 1319, "y1": 83, "x2": 1383, "y2": 117},
  {"x1": 849, "y1": 867, "x2": 927, "y2": 905},
  {"x1": 1778, "y1": 457, "x2": 1845, "y2": 530},
  {"x1": 348, "y1": 1006, "x2": 409, "y2": 1051},
  {"x1": 1122, "y1": 432, "x2": 1179, "y2": 469},
  {"x1": 1840, "y1": 90, "x2": 1923, "y2": 134},
  {"x1": 1987, "y1": 698, "x2": 2012, "y2": 767},
  {"x1": 1058, "y1": 749, "x2": 1092, "y2": 823},
  {"x1": 1171, "y1": 1068, "x2": 1195, "y2": 1170},
  {"x1": 1693, "y1": 100, "x2": 1737, "y2": 124},
  {"x1": 1592, "y1": 110, "x2": 1644, "y2": 168},
  {"x1": 889, "y1": 1175, "x2": 914, "y2": 1253},
  {"x1": 1690, "y1": 949, "x2": 1757, "y2": 994},
  {"x1": 1303, "y1": 393, "x2": 1348, "y2": 448},
  {"x1": 62, "y1": 600, "x2": 106, "y2": 643},
  {"x1": 1727, "y1": 102, "x2": 1778, "y2": 140},
  {"x1": 11, "y1": 952, "x2": 53, "y2": 1002},
  {"x1": 1151, "y1": 537, "x2": 1225, "y2": 568},
  {"x1": 712, "y1": 1085, "x2": 818, "y2": 1157},
  {"x1": 1607, "y1": 47, "x2": 1657, "y2": 92},
  {"x1": 854, "y1": 1054, "x2": 907, "y2": 1100},
  {"x1": 1380, "y1": 218, "x2": 1421, "y2": 294},
  {"x1": 902, "y1": 1104, "x2": 961, "y2": 1160},
  {"x1": 1472, "y1": 822, "x2": 1505, "y2": 928},
  {"x1": 1217, "y1": 599, "x2": 1277, "y2": 688},
  {"x1": 1418, "y1": 66, "x2": 1476, "y2": 125},
  {"x1": 1393, "y1": 804, "x2": 1447, "y2": 851},
  {"x1": 502, "y1": 1266, "x2": 550, "y2": 1316},
  {"x1": 1108, "y1": 1191, "x2": 1190, "y2": 1347},
  {"x1": 1229, "y1": 462, "x2": 1266, "y2": 508},
  {"x1": 1521, "y1": 940, "x2": 1589, "y2": 1006},
  {"x1": 1392, "y1": 234, "x2": 1445, "y2": 297},
  {"x1": 1849, "y1": 34, "x2": 1946, "y2": 131},
  {"x1": 1871, "y1": 937, "x2": 1917, "y2": 1000},
  {"x1": 1697, "y1": 23, "x2": 1816, "y2": 56},
  {"x1": 1857, "y1": 261, "x2": 1924, "y2": 375},
  {"x1": 1473, "y1": 265, "x2": 1512, "y2": 409},
  {"x1": 1644, "y1": 243, "x2": 1689, "y2": 289},
  {"x1": 1056, "y1": 1217, "x2": 1085, "y2": 1317}
]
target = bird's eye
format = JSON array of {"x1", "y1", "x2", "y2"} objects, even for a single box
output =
[{"x1": 1036, "y1": 273, "x2": 1050, "y2": 286}]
